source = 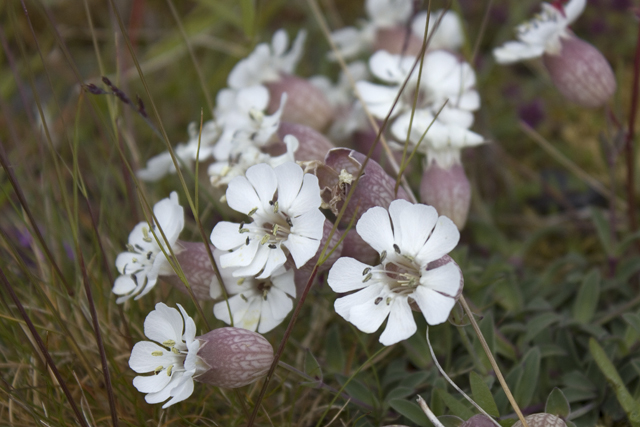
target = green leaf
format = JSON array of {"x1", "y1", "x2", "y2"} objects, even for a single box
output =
[
  {"x1": 623, "y1": 313, "x2": 640, "y2": 336},
  {"x1": 498, "y1": 420, "x2": 516, "y2": 427},
  {"x1": 470, "y1": 372, "x2": 500, "y2": 417},
  {"x1": 545, "y1": 388, "x2": 570, "y2": 418},
  {"x1": 325, "y1": 325, "x2": 345, "y2": 373},
  {"x1": 389, "y1": 399, "x2": 429, "y2": 427},
  {"x1": 514, "y1": 347, "x2": 541, "y2": 407},
  {"x1": 385, "y1": 386, "x2": 414, "y2": 402},
  {"x1": 572, "y1": 269, "x2": 600, "y2": 324},
  {"x1": 589, "y1": 338, "x2": 640, "y2": 427},
  {"x1": 438, "y1": 415, "x2": 464, "y2": 427},
  {"x1": 591, "y1": 207, "x2": 613, "y2": 255},
  {"x1": 523, "y1": 313, "x2": 562, "y2": 342},
  {"x1": 303, "y1": 348, "x2": 323, "y2": 383},
  {"x1": 436, "y1": 389, "x2": 474, "y2": 420}
]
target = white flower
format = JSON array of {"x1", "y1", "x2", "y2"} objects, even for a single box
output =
[
  {"x1": 129, "y1": 303, "x2": 207, "y2": 408},
  {"x1": 213, "y1": 267, "x2": 296, "y2": 333},
  {"x1": 357, "y1": 50, "x2": 479, "y2": 127},
  {"x1": 209, "y1": 135, "x2": 299, "y2": 189},
  {"x1": 309, "y1": 61, "x2": 369, "y2": 108},
  {"x1": 390, "y1": 110, "x2": 484, "y2": 168},
  {"x1": 210, "y1": 162, "x2": 325, "y2": 279},
  {"x1": 137, "y1": 120, "x2": 221, "y2": 182},
  {"x1": 329, "y1": 0, "x2": 413, "y2": 60},
  {"x1": 112, "y1": 192, "x2": 184, "y2": 303},
  {"x1": 493, "y1": 0, "x2": 586, "y2": 63},
  {"x1": 212, "y1": 86, "x2": 286, "y2": 161},
  {"x1": 227, "y1": 29, "x2": 307, "y2": 89},
  {"x1": 411, "y1": 9, "x2": 464, "y2": 52},
  {"x1": 328, "y1": 200, "x2": 462, "y2": 346}
]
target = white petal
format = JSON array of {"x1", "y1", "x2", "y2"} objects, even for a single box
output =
[
  {"x1": 236, "y1": 85, "x2": 269, "y2": 112},
  {"x1": 334, "y1": 281, "x2": 387, "y2": 322},
  {"x1": 437, "y1": 108, "x2": 475, "y2": 129},
  {"x1": 137, "y1": 152, "x2": 175, "y2": 182},
  {"x1": 236, "y1": 296, "x2": 263, "y2": 331},
  {"x1": 415, "y1": 216, "x2": 460, "y2": 265},
  {"x1": 284, "y1": 234, "x2": 320, "y2": 269},
  {"x1": 349, "y1": 290, "x2": 392, "y2": 333},
  {"x1": 127, "y1": 222, "x2": 156, "y2": 253},
  {"x1": 226, "y1": 176, "x2": 262, "y2": 216},
  {"x1": 391, "y1": 201, "x2": 438, "y2": 258},
  {"x1": 129, "y1": 341, "x2": 181, "y2": 373},
  {"x1": 355, "y1": 81, "x2": 400, "y2": 119},
  {"x1": 144, "y1": 303, "x2": 184, "y2": 345},
  {"x1": 153, "y1": 192, "x2": 184, "y2": 245},
  {"x1": 356, "y1": 206, "x2": 395, "y2": 256},
  {"x1": 290, "y1": 210, "x2": 325, "y2": 240},
  {"x1": 112, "y1": 275, "x2": 137, "y2": 295},
  {"x1": 328, "y1": 257, "x2": 376, "y2": 293},
  {"x1": 133, "y1": 273, "x2": 159, "y2": 300},
  {"x1": 419, "y1": 262, "x2": 462, "y2": 297},
  {"x1": 178, "y1": 304, "x2": 196, "y2": 343},
  {"x1": 288, "y1": 174, "x2": 322, "y2": 217},
  {"x1": 214, "y1": 293, "x2": 251, "y2": 326},
  {"x1": 271, "y1": 268, "x2": 296, "y2": 298},
  {"x1": 493, "y1": 41, "x2": 544, "y2": 64},
  {"x1": 258, "y1": 287, "x2": 293, "y2": 333},
  {"x1": 162, "y1": 372, "x2": 195, "y2": 408},
  {"x1": 231, "y1": 243, "x2": 270, "y2": 277},
  {"x1": 412, "y1": 286, "x2": 456, "y2": 325},
  {"x1": 369, "y1": 50, "x2": 411, "y2": 84},
  {"x1": 256, "y1": 245, "x2": 288, "y2": 279},
  {"x1": 564, "y1": 0, "x2": 586, "y2": 25},
  {"x1": 379, "y1": 297, "x2": 416, "y2": 346},
  {"x1": 133, "y1": 372, "x2": 173, "y2": 395},
  {"x1": 274, "y1": 162, "x2": 304, "y2": 212},
  {"x1": 210, "y1": 221, "x2": 248, "y2": 250},
  {"x1": 246, "y1": 163, "x2": 278, "y2": 212},
  {"x1": 220, "y1": 239, "x2": 260, "y2": 268}
]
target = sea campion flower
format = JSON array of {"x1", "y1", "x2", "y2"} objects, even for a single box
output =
[
  {"x1": 129, "y1": 303, "x2": 204, "y2": 408},
  {"x1": 227, "y1": 29, "x2": 307, "y2": 89},
  {"x1": 328, "y1": 200, "x2": 463, "y2": 346},
  {"x1": 213, "y1": 267, "x2": 296, "y2": 333},
  {"x1": 112, "y1": 192, "x2": 184, "y2": 303},
  {"x1": 210, "y1": 162, "x2": 325, "y2": 279},
  {"x1": 411, "y1": 9, "x2": 464, "y2": 52},
  {"x1": 357, "y1": 49, "x2": 479, "y2": 129},
  {"x1": 493, "y1": 0, "x2": 615, "y2": 108}
]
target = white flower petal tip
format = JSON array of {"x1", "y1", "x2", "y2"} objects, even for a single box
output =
[
  {"x1": 211, "y1": 162, "x2": 324, "y2": 278},
  {"x1": 493, "y1": 0, "x2": 586, "y2": 64},
  {"x1": 113, "y1": 193, "x2": 184, "y2": 303},
  {"x1": 328, "y1": 200, "x2": 461, "y2": 345},
  {"x1": 195, "y1": 327, "x2": 274, "y2": 388},
  {"x1": 129, "y1": 303, "x2": 204, "y2": 408}
]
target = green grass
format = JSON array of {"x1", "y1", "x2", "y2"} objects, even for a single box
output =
[{"x1": 1, "y1": 0, "x2": 640, "y2": 426}]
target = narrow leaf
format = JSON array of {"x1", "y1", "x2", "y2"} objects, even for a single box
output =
[
  {"x1": 469, "y1": 372, "x2": 500, "y2": 417},
  {"x1": 389, "y1": 399, "x2": 429, "y2": 427},
  {"x1": 572, "y1": 270, "x2": 600, "y2": 324},
  {"x1": 436, "y1": 389, "x2": 474, "y2": 420},
  {"x1": 514, "y1": 347, "x2": 541, "y2": 407},
  {"x1": 304, "y1": 348, "x2": 323, "y2": 382},
  {"x1": 589, "y1": 338, "x2": 640, "y2": 426}
]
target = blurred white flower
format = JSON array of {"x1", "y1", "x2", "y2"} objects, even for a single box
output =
[
  {"x1": 330, "y1": 0, "x2": 413, "y2": 60},
  {"x1": 129, "y1": 303, "x2": 206, "y2": 408},
  {"x1": 112, "y1": 192, "x2": 184, "y2": 303},
  {"x1": 210, "y1": 162, "x2": 325, "y2": 279},
  {"x1": 411, "y1": 9, "x2": 464, "y2": 52},
  {"x1": 328, "y1": 200, "x2": 462, "y2": 346},
  {"x1": 493, "y1": 0, "x2": 586, "y2": 63},
  {"x1": 228, "y1": 29, "x2": 307, "y2": 89},
  {"x1": 213, "y1": 267, "x2": 296, "y2": 333},
  {"x1": 357, "y1": 49, "x2": 479, "y2": 126}
]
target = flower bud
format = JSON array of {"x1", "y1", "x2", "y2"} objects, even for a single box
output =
[
  {"x1": 373, "y1": 26, "x2": 423, "y2": 56},
  {"x1": 266, "y1": 74, "x2": 334, "y2": 131},
  {"x1": 512, "y1": 413, "x2": 567, "y2": 427},
  {"x1": 318, "y1": 148, "x2": 411, "y2": 225},
  {"x1": 195, "y1": 327, "x2": 273, "y2": 389},
  {"x1": 278, "y1": 121, "x2": 334, "y2": 161},
  {"x1": 543, "y1": 36, "x2": 616, "y2": 108},
  {"x1": 420, "y1": 160, "x2": 471, "y2": 230},
  {"x1": 460, "y1": 415, "x2": 496, "y2": 427},
  {"x1": 159, "y1": 241, "x2": 222, "y2": 301}
]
